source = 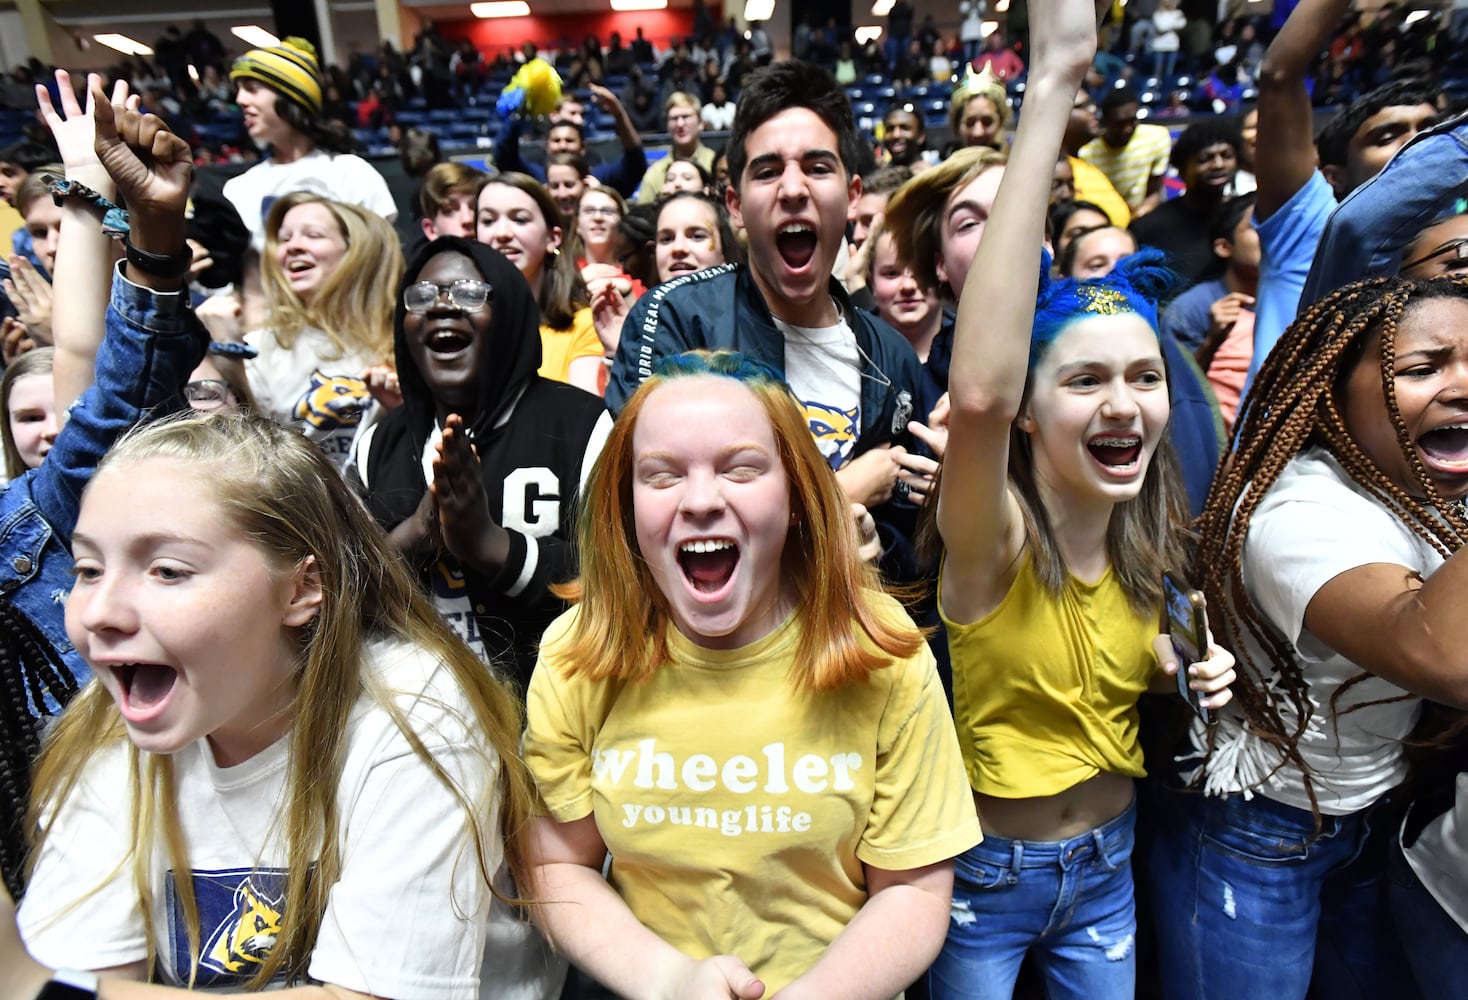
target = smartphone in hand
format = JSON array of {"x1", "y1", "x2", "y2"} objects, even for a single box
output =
[{"x1": 1162, "y1": 571, "x2": 1214, "y2": 726}]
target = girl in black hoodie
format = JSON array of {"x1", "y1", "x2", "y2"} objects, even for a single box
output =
[{"x1": 353, "y1": 237, "x2": 612, "y2": 694}]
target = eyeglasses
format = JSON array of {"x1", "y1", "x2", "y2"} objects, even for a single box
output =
[
  {"x1": 183, "y1": 379, "x2": 239, "y2": 411},
  {"x1": 580, "y1": 205, "x2": 621, "y2": 219},
  {"x1": 1401, "y1": 237, "x2": 1468, "y2": 274},
  {"x1": 403, "y1": 278, "x2": 493, "y2": 314}
]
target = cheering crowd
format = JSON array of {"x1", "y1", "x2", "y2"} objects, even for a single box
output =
[{"x1": 1, "y1": 0, "x2": 1468, "y2": 997}]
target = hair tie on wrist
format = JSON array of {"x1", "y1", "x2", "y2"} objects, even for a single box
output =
[
  {"x1": 46, "y1": 176, "x2": 130, "y2": 238},
  {"x1": 207, "y1": 340, "x2": 258, "y2": 359}
]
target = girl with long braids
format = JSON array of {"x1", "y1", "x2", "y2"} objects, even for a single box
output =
[
  {"x1": 916, "y1": 0, "x2": 1236, "y2": 997},
  {"x1": 1149, "y1": 275, "x2": 1468, "y2": 999}
]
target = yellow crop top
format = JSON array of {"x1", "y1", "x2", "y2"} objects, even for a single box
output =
[{"x1": 942, "y1": 550, "x2": 1158, "y2": 798}]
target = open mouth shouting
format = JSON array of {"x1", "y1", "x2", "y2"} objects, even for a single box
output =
[
  {"x1": 677, "y1": 537, "x2": 740, "y2": 599},
  {"x1": 107, "y1": 661, "x2": 179, "y2": 724},
  {"x1": 775, "y1": 222, "x2": 819, "y2": 273},
  {"x1": 1087, "y1": 433, "x2": 1145, "y2": 478},
  {"x1": 1416, "y1": 423, "x2": 1468, "y2": 477},
  {"x1": 424, "y1": 323, "x2": 474, "y2": 361}
]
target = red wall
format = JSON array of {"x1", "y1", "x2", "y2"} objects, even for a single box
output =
[{"x1": 439, "y1": 11, "x2": 703, "y2": 58}]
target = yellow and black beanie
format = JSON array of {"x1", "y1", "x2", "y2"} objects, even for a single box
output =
[{"x1": 230, "y1": 36, "x2": 323, "y2": 117}]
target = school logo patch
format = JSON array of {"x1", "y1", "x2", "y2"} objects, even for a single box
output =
[
  {"x1": 292, "y1": 370, "x2": 370, "y2": 430},
  {"x1": 802, "y1": 400, "x2": 858, "y2": 470},
  {"x1": 167, "y1": 867, "x2": 291, "y2": 987},
  {"x1": 432, "y1": 557, "x2": 468, "y2": 597}
]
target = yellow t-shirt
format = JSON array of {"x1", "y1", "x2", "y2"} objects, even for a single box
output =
[
  {"x1": 942, "y1": 551, "x2": 1157, "y2": 799},
  {"x1": 0, "y1": 201, "x2": 24, "y2": 253},
  {"x1": 1079, "y1": 123, "x2": 1173, "y2": 214},
  {"x1": 1068, "y1": 156, "x2": 1132, "y2": 229},
  {"x1": 537, "y1": 307, "x2": 603, "y2": 386},
  {"x1": 525, "y1": 596, "x2": 982, "y2": 994}
]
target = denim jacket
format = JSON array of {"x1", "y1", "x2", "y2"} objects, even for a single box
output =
[{"x1": 0, "y1": 265, "x2": 205, "y2": 713}]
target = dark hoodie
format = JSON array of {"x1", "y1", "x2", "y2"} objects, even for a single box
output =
[{"x1": 354, "y1": 237, "x2": 611, "y2": 694}]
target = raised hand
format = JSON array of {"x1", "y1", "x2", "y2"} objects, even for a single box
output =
[
  {"x1": 1026, "y1": 0, "x2": 1104, "y2": 85},
  {"x1": 89, "y1": 76, "x2": 192, "y2": 232},
  {"x1": 194, "y1": 292, "x2": 245, "y2": 343},
  {"x1": 587, "y1": 82, "x2": 624, "y2": 114},
  {"x1": 36, "y1": 70, "x2": 131, "y2": 174}
]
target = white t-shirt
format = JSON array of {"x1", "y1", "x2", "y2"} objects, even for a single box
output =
[
  {"x1": 1151, "y1": 9, "x2": 1186, "y2": 52},
  {"x1": 223, "y1": 150, "x2": 398, "y2": 251},
  {"x1": 19, "y1": 639, "x2": 564, "y2": 999},
  {"x1": 1406, "y1": 775, "x2": 1468, "y2": 933},
  {"x1": 774, "y1": 312, "x2": 862, "y2": 470},
  {"x1": 245, "y1": 326, "x2": 380, "y2": 471},
  {"x1": 700, "y1": 102, "x2": 735, "y2": 131},
  {"x1": 1185, "y1": 448, "x2": 1442, "y2": 815}
]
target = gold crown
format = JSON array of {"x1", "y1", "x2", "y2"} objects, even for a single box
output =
[{"x1": 960, "y1": 61, "x2": 1007, "y2": 107}]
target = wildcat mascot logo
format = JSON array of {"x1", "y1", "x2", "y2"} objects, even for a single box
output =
[
  {"x1": 802, "y1": 400, "x2": 858, "y2": 470},
  {"x1": 169, "y1": 868, "x2": 291, "y2": 987},
  {"x1": 293, "y1": 370, "x2": 370, "y2": 430}
]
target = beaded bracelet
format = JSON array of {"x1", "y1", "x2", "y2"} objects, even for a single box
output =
[{"x1": 46, "y1": 176, "x2": 130, "y2": 238}]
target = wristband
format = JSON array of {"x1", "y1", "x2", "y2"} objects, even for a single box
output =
[
  {"x1": 46, "y1": 176, "x2": 129, "y2": 238},
  {"x1": 124, "y1": 237, "x2": 193, "y2": 280},
  {"x1": 207, "y1": 340, "x2": 258, "y2": 359}
]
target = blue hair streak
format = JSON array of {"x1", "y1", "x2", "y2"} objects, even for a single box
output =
[
  {"x1": 1030, "y1": 247, "x2": 1177, "y2": 368},
  {"x1": 654, "y1": 350, "x2": 794, "y2": 394}
]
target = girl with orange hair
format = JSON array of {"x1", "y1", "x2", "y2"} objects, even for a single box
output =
[{"x1": 522, "y1": 350, "x2": 980, "y2": 998}]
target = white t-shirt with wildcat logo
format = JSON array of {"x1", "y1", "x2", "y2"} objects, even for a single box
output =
[
  {"x1": 774, "y1": 313, "x2": 861, "y2": 471},
  {"x1": 245, "y1": 326, "x2": 379, "y2": 471}
]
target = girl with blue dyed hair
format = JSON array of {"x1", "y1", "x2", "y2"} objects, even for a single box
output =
[{"x1": 923, "y1": 0, "x2": 1237, "y2": 996}]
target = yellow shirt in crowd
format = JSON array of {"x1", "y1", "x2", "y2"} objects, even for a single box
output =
[{"x1": 525, "y1": 595, "x2": 982, "y2": 994}]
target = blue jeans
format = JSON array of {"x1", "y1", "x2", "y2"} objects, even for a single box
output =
[
  {"x1": 1148, "y1": 788, "x2": 1415, "y2": 1000},
  {"x1": 927, "y1": 798, "x2": 1137, "y2": 1000},
  {"x1": 1389, "y1": 808, "x2": 1468, "y2": 999}
]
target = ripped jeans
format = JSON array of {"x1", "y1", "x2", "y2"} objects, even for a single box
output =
[
  {"x1": 926, "y1": 797, "x2": 1137, "y2": 1000},
  {"x1": 1147, "y1": 787, "x2": 1414, "y2": 1000}
]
